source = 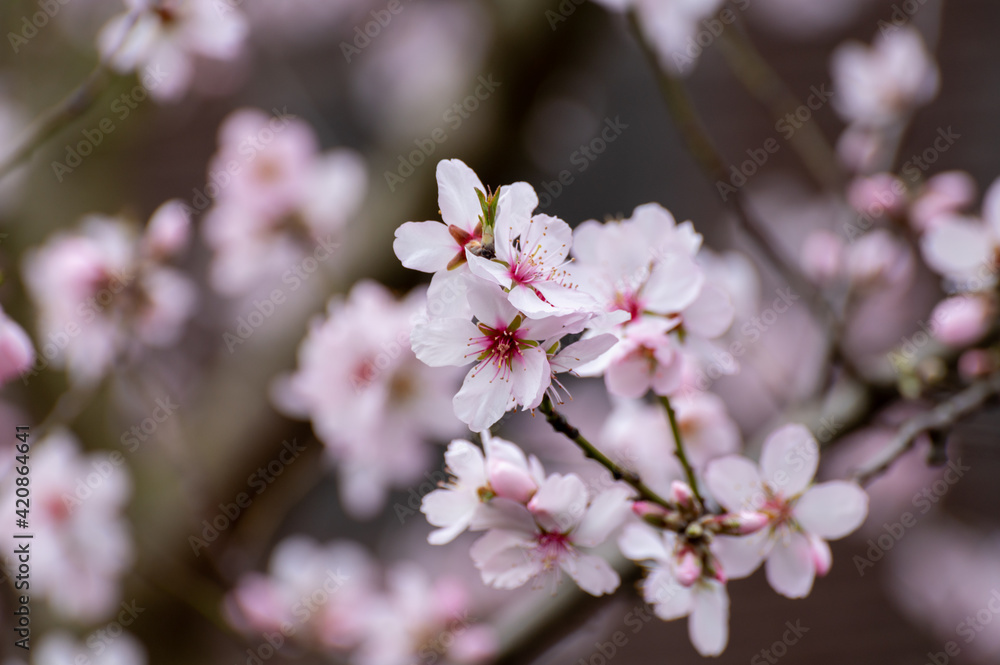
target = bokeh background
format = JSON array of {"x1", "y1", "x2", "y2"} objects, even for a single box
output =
[{"x1": 1, "y1": 0, "x2": 999, "y2": 664}]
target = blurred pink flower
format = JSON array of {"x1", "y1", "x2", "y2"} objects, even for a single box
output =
[
  {"x1": 910, "y1": 171, "x2": 977, "y2": 233},
  {"x1": 831, "y1": 27, "x2": 939, "y2": 127},
  {"x1": 272, "y1": 281, "x2": 463, "y2": 519},
  {"x1": 930, "y1": 294, "x2": 994, "y2": 347},
  {"x1": 1, "y1": 430, "x2": 133, "y2": 622},
  {"x1": 921, "y1": 176, "x2": 1000, "y2": 289},
  {"x1": 99, "y1": 0, "x2": 248, "y2": 102},
  {"x1": 36, "y1": 632, "x2": 146, "y2": 665},
  {"x1": 0, "y1": 306, "x2": 34, "y2": 385},
  {"x1": 704, "y1": 424, "x2": 868, "y2": 598}
]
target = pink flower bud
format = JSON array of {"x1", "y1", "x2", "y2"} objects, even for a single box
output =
[
  {"x1": 958, "y1": 349, "x2": 995, "y2": 381},
  {"x1": 669, "y1": 480, "x2": 695, "y2": 510},
  {"x1": 847, "y1": 174, "x2": 906, "y2": 218},
  {"x1": 0, "y1": 311, "x2": 35, "y2": 385},
  {"x1": 732, "y1": 511, "x2": 770, "y2": 535},
  {"x1": 808, "y1": 534, "x2": 832, "y2": 577},
  {"x1": 930, "y1": 295, "x2": 993, "y2": 347},
  {"x1": 143, "y1": 200, "x2": 191, "y2": 259},
  {"x1": 801, "y1": 230, "x2": 844, "y2": 284},
  {"x1": 488, "y1": 459, "x2": 537, "y2": 503},
  {"x1": 675, "y1": 550, "x2": 702, "y2": 587},
  {"x1": 632, "y1": 501, "x2": 671, "y2": 520}
]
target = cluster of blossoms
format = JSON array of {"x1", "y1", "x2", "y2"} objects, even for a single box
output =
[
  {"x1": 0, "y1": 430, "x2": 134, "y2": 623},
  {"x1": 391, "y1": 161, "x2": 868, "y2": 656},
  {"x1": 22, "y1": 200, "x2": 196, "y2": 385},
  {"x1": 394, "y1": 159, "x2": 733, "y2": 431},
  {"x1": 225, "y1": 536, "x2": 496, "y2": 665},
  {"x1": 202, "y1": 107, "x2": 368, "y2": 297},
  {"x1": 272, "y1": 281, "x2": 464, "y2": 518}
]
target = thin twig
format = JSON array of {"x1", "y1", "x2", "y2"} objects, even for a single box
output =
[
  {"x1": 660, "y1": 395, "x2": 704, "y2": 508},
  {"x1": 537, "y1": 395, "x2": 673, "y2": 508},
  {"x1": 853, "y1": 371, "x2": 1000, "y2": 485}
]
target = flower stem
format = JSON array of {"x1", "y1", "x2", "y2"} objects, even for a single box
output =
[
  {"x1": 537, "y1": 395, "x2": 672, "y2": 508},
  {"x1": 659, "y1": 396, "x2": 704, "y2": 509}
]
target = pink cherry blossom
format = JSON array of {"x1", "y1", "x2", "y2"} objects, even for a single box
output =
[
  {"x1": 831, "y1": 27, "x2": 939, "y2": 127},
  {"x1": 99, "y1": 0, "x2": 248, "y2": 102},
  {"x1": 929, "y1": 294, "x2": 994, "y2": 347},
  {"x1": 469, "y1": 473, "x2": 631, "y2": 596},
  {"x1": 704, "y1": 424, "x2": 868, "y2": 598},
  {"x1": 410, "y1": 280, "x2": 591, "y2": 431},
  {"x1": 618, "y1": 522, "x2": 730, "y2": 656},
  {"x1": 272, "y1": 281, "x2": 464, "y2": 519},
  {"x1": 225, "y1": 536, "x2": 376, "y2": 651},
  {"x1": 420, "y1": 434, "x2": 545, "y2": 544},
  {"x1": 921, "y1": 175, "x2": 1000, "y2": 289},
  {"x1": 0, "y1": 306, "x2": 34, "y2": 385},
  {"x1": 910, "y1": 171, "x2": 977, "y2": 232},
  {"x1": 36, "y1": 632, "x2": 146, "y2": 665},
  {"x1": 1, "y1": 430, "x2": 133, "y2": 622}
]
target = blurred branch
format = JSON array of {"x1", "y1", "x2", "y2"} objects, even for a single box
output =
[
  {"x1": 0, "y1": 10, "x2": 141, "y2": 181},
  {"x1": 625, "y1": 9, "x2": 866, "y2": 384},
  {"x1": 716, "y1": 23, "x2": 843, "y2": 191},
  {"x1": 538, "y1": 395, "x2": 672, "y2": 508},
  {"x1": 853, "y1": 371, "x2": 1000, "y2": 485}
]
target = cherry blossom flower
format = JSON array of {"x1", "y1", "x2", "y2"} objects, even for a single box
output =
[
  {"x1": 22, "y1": 204, "x2": 197, "y2": 385},
  {"x1": 921, "y1": 176, "x2": 1000, "y2": 290},
  {"x1": 272, "y1": 281, "x2": 464, "y2": 519},
  {"x1": 571, "y1": 203, "x2": 734, "y2": 398},
  {"x1": 929, "y1": 294, "x2": 994, "y2": 347},
  {"x1": 394, "y1": 159, "x2": 538, "y2": 309},
  {"x1": 618, "y1": 522, "x2": 730, "y2": 656},
  {"x1": 226, "y1": 536, "x2": 376, "y2": 651},
  {"x1": 203, "y1": 108, "x2": 367, "y2": 296},
  {"x1": 704, "y1": 424, "x2": 868, "y2": 598},
  {"x1": 0, "y1": 430, "x2": 133, "y2": 622},
  {"x1": 910, "y1": 171, "x2": 977, "y2": 232},
  {"x1": 410, "y1": 280, "x2": 593, "y2": 431},
  {"x1": 355, "y1": 562, "x2": 497, "y2": 665},
  {"x1": 0, "y1": 306, "x2": 34, "y2": 385},
  {"x1": 420, "y1": 434, "x2": 545, "y2": 545},
  {"x1": 830, "y1": 27, "x2": 939, "y2": 127},
  {"x1": 99, "y1": 0, "x2": 248, "y2": 102},
  {"x1": 469, "y1": 472, "x2": 632, "y2": 596}
]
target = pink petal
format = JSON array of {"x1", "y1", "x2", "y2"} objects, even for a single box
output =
[
  {"x1": 510, "y1": 345, "x2": 548, "y2": 408},
  {"x1": 444, "y1": 439, "x2": 487, "y2": 487},
  {"x1": 422, "y1": 490, "x2": 477, "y2": 545},
  {"x1": 759, "y1": 424, "x2": 818, "y2": 497},
  {"x1": 682, "y1": 284, "x2": 734, "y2": 339},
  {"x1": 794, "y1": 481, "x2": 868, "y2": 539},
  {"x1": 573, "y1": 486, "x2": 632, "y2": 547},
  {"x1": 437, "y1": 159, "x2": 486, "y2": 232},
  {"x1": 765, "y1": 531, "x2": 815, "y2": 598},
  {"x1": 618, "y1": 523, "x2": 672, "y2": 563},
  {"x1": 528, "y1": 473, "x2": 589, "y2": 533},
  {"x1": 550, "y1": 334, "x2": 618, "y2": 373},
  {"x1": 711, "y1": 531, "x2": 770, "y2": 579},
  {"x1": 644, "y1": 567, "x2": 692, "y2": 619},
  {"x1": 470, "y1": 530, "x2": 536, "y2": 589},
  {"x1": 394, "y1": 221, "x2": 458, "y2": 273},
  {"x1": 562, "y1": 553, "x2": 620, "y2": 596},
  {"x1": 689, "y1": 581, "x2": 729, "y2": 657},
  {"x1": 921, "y1": 218, "x2": 992, "y2": 277},
  {"x1": 642, "y1": 249, "x2": 704, "y2": 314},
  {"x1": 453, "y1": 364, "x2": 515, "y2": 432},
  {"x1": 704, "y1": 456, "x2": 763, "y2": 512},
  {"x1": 467, "y1": 252, "x2": 513, "y2": 289},
  {"x1": 605, "y1": 352, "x2": 652, "y2": 399},
  {"x1": 410, "y1": 318, "x2": 480, "y2": 367}
]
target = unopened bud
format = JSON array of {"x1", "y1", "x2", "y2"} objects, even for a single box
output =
[
  {"x1": 632, "y1": 501, "x2": 682, "y2": 529},
  {"x1": 669, "y1": 481, "x2": 695, "y2": 510},
  {"x1": 675, "y1": 550, "x2": 702, "y2": 587},
  {"x1": 808, "y1": 534, "x2": 832, "y2": 576},
  {"x1": 732, "y1": 511, "x2": 770, "y2": 535}
]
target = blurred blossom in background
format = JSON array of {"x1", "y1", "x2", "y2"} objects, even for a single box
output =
[{"x1": 1, "y1": 1, "x2": 999, "y2": 664}]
